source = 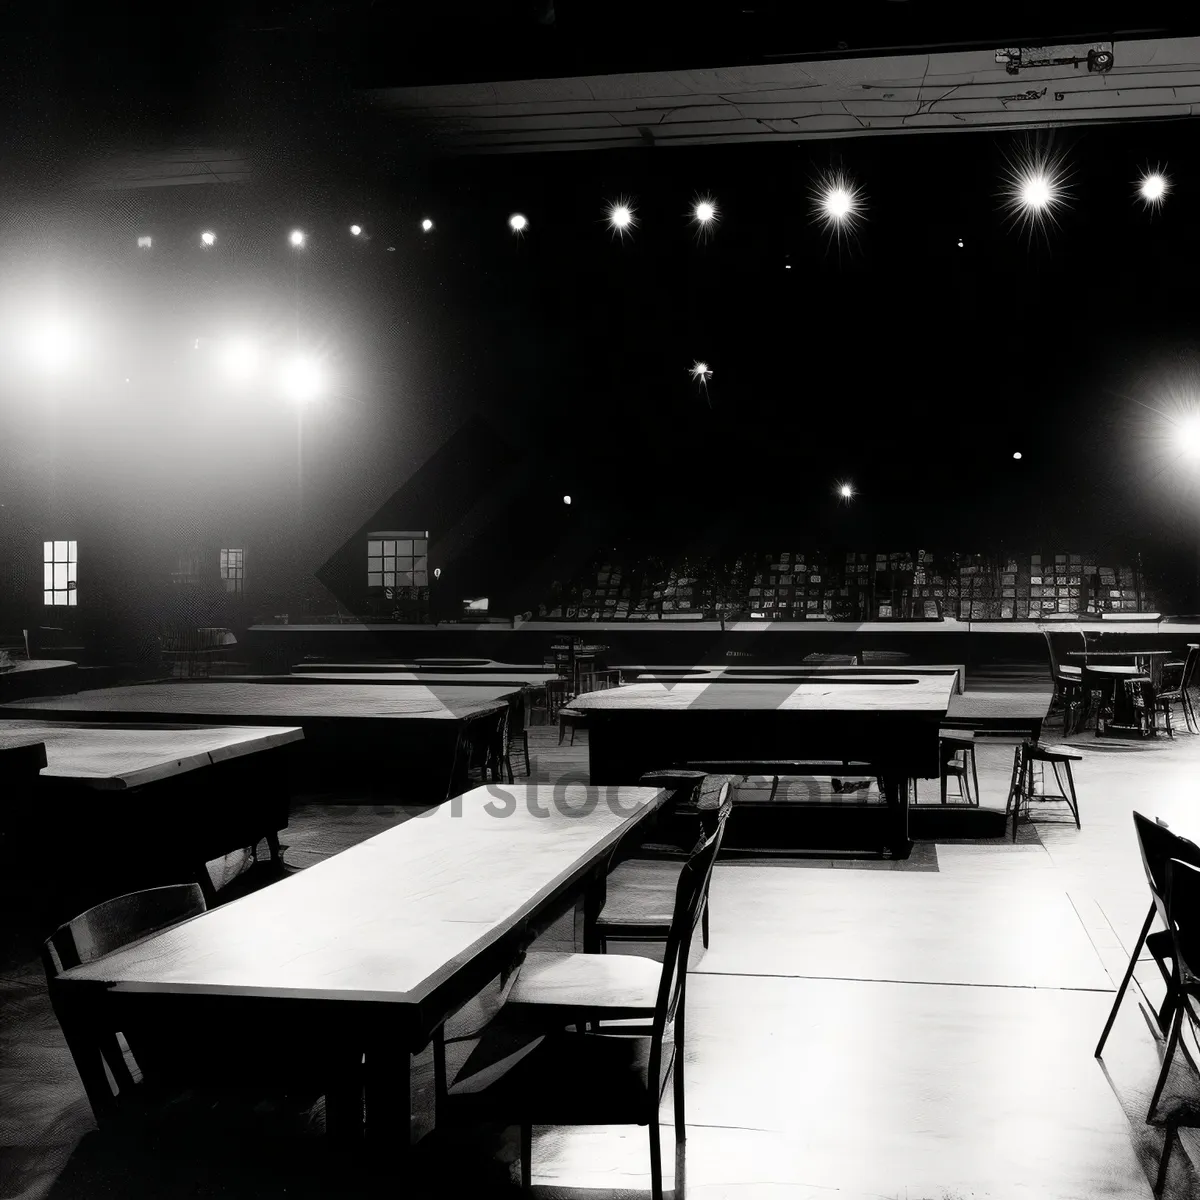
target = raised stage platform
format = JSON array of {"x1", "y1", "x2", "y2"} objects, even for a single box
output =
[{"x1": 244, "y1": 618, "x2": 1200, "y2": 675}]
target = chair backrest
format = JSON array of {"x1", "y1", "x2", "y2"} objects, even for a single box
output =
[
  {"x1": 507, "y1": 688, "x2": 528, "y2": 738},
  {"x1": 649, "y1": 810, "x2": 729, "y2": 1076},
  {"x1": 1133, "y1": 812, "x2": 1200, "y2": 932},
  {"x1": 1159, "y1": 660, "x2": 1187, "y2": 695},
  {"x1": 1165, "y1": 858, "x2": 1200, "y2": 985},
  {"x1": 1043, "y1": 630, "x2": 1084, "y2": 679},
  {"x1": 1182, "y1": 645, "x2": 1200, "y2": 692},
  {"x1": 42, "y1": 884, "x2": 207, "y2": 977},
  {"x1": 467, "y1": 706, "x2": 509, "y2": 771}
]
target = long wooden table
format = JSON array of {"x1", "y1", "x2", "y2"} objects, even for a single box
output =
[
  {"x1": 50, "y1": 783, "x2": 667, "y2": 1139},
  {"x1": 266, "y1": 671, "x2": 555, "y2": 688},
  {"x1": 570, "y1": 675, "x2": 956, "y2": 857},
  {"x1": 0, "y1": 722, "x2": 303, "y2": 915},
  {"x1": 1, "y1": 682, "x2": 510, "y2": 801}
]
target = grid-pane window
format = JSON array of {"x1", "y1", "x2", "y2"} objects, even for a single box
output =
[
  {"x1": 367, "y1": 531, "x2": 429, "y2": 590},
  {"x1": 43, "y1": 540, "x2": 77, "y2": 606},
  {"x1": 220, "y1": 548, "x2": 245, "y2": 596}
]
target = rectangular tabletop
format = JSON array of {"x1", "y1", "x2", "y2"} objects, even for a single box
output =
[
  {"x1": 57, "y1": 784, "x2": 666, "y2": 1041},
  {"x1": 1066, "y1": 650, "x2": 1173, "y2": 657},
  {"x1": 0, "y1": 721, "x2": 303, "y2": 790},
  {"x1": 270, "y1": 672, "x2": 553, "y2": 688},
  {"x1": 0, "y1": 681, "x2": 512, "y2": 723},
  {"x1": 569, "y1": 674, "x2": 952, "y2": 714},
  {"x1": 570, "y1": 676, "x2": 953, "y2": 858},
  {"x1": 571, "y1": 675, "x2": 953, "y2": 780}
]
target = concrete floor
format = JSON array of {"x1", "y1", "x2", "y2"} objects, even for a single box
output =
[{"x1": 3, "y1": 720, "x2": 1200, "y2": 1199}]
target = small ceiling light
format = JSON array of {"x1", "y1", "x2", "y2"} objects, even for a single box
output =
[
  {"x1": 218, "y1": 338, "x2": 260, "y2": 383},
  {"x1": 280, "y1": 355, "x2": 323, "y2": 404},
  {"x1": 421, "y1": 218, "x2": 434, "y2": 232},
  {"x1": 1002, "y1": 147, "x2": 1071, "y2": 240},
  {"x1": 1138, "y1": 170, "x2": 1170, "y2": 209},
  {"x1": 563, "y1": 495, "x2": 572, "y2": 505},
  {"x1": 137, "y1": 236, "x2": 152, "y2": 249},
  {"x1": 200, "y1": 230, "x2": 216, "y2": 247},
  {"x1": 509, "y1": 213, "x2": 528, "y2": 234},
  {"x1": 1177, "y1": 416, "x2": 1200, "y2": 458},
  {"x1": 836, "y1": 481, "x2": 855, "y2": 501},
  {"x1": 350, "y1": 224, "x2": 362, "y2": 236},
  {"x1": 606, "y1": 198, "x2": 637, "y2": 239},
  {"x1": 812, "y1": 170, "x2": 866, "y2": 243},
  {"x1": 289, "y1": 229, "x2": 306, "y2": 248},
  {"x1": 1013, "y1": 451, "x2": 1023, "y2": 460},
  {"x1": 26, "y1": 320, "x2": 80, "y2": 374},
  {"x1": 692, "y1": 196, "x2": 719, "y2": 240},
  {"x1": 957, "y1": 238, "x2": 964, "y2": 248},
  {"x1": 690, "y1": 361, "x2": 713, "y2": 387},
  {"x1": 433, "y1": 567, "x2": 442, "y2": 579}
]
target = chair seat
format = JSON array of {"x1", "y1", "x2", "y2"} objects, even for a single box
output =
[
  {"x1": 1031, "y1": 742, "x2": 1083, "y2": 762},
  {"x1": 940, "y1": 729, "x2": 975, "y2": 744},
  {"x1": 597, "y1": 860, "x2": 684, "y2": 930},
  {"x1": 507, "y1": 950, "x2": 662, "y2": 1015},
  {"x1": 559, "y1": 708, "x2": 586, "y2": 723},
  {"x1": 1058, "y1": 665, "x2": 1083, "y2": 678},
  {"x1": 445, "y1": 1028, "x2": 661, "y2": 1127}
]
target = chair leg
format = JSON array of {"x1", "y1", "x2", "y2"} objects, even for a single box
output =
[
  {"x1": 969, "y1": 746, "x2": 980, "y2": 806},
  {"x1": 1062, "y1": 761, "x2": 1081, "y2": 829},
  {"x1": 521, "y1": 1123, "x2": 532, "y2": 1191},
  {"x1": 1148, "y1": 1003, "x2": 1186, "y2": 1125},
  {"x1": 701, "y1": 899, "x2": 710, "y2": 950},
  {"x1": 673, "y1": 1045, "x2": 686, "y2": 1142},
  {"x1": 522, "y1": 731, "x2": 531, "y2": 777},
  {"x1": 648, "y1": 1115, "x2": 664, "y2": 1200},
  {"x1": 1004, "y1": 746, "x2": 1023, "y2": 824},
  {"x1": 1096, "y1": 903, "x2": 1156, "y2": 1057},
  {"x1": 558, "y1": 720, "x2": 566, "y2": 746},
  {"x1": 1155, "y1": 1124, "x2": 1176, "y2": 1196},
  {"x1": 570, "y1": 724, "x2": 576, "y2": 747},
  {"x1": 767, "y1": 776, "x2": 779, "y2": 803}
]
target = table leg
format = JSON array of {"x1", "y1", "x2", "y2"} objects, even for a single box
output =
[
  {"x1": 324, "y1": 1046, "x2": 365, "y2": 1143},
  {"x1": 581, "y1": 865, "x2": 608, "y2": 952},
  {"x1": 878, "y1": 774, "x2": 913, "y2": 860},
  {"x1": 364, "y1": 1036, "x2": 410, "y2": 1149}
]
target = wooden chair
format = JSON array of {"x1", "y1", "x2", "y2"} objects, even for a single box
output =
[
  {"x1": 1043, "y1": 629, "x2": 1084, "y2": 731},
  {"x1": 1156, "y1": 646, "x2": 1199, "y2": 736},
  {"x1": 44, "y1": 884, "x2": 340, "y2": 1130},
  {"x1": 1005, "y1": 741, "x2": 1081, "y2": 842},
  {"x1": 545, "y1": 679, "x2": 571, "y2": 722},
  {"x1": 634, "y1": 769, "x2": 714, "y2": 853},
  {"x1": 912, "y1": 730, "x2": 979, "y2": 806},
  {"x1": 42, "y1": 885, "x2": 208, "y2": 1122},
  {"x1": 594, "y1": 781, "x2": 731, "y2": 953},
  {"x1": 434, "y1": 823, "x2": 723, "y2": 1200},
  {"x1": 1095, "y1": 814, "x2": 1200, "y2": 1058},
  {"x1": 558, "y1": 706, "x2": 587, "y2": 745},
  {"x1": 467, "y1": 707, "x2": 510, "y2": 786},
  {"x1": 1147, "y1": 858, "x2": 1200, "y2": 1196},
  {"x1": 502, "y1": 688, "x2": 532, "y2": 780}
]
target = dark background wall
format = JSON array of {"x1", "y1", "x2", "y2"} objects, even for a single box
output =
[{"x1": 4, "y1": 118, "x2": 1200, "y2": 649}]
